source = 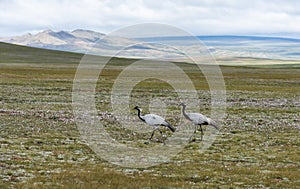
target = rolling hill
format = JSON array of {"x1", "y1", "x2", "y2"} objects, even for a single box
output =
[
  {"x1": 0, "y1": 41, "x2": 82, "y2": 64},
  {"x1": 1, "y1": 41, "x2": 300, "y2": 68}
]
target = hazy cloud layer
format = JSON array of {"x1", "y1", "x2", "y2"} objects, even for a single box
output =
[{"x1": 1, "y1": 0, "x2": 300, "y2": 37}]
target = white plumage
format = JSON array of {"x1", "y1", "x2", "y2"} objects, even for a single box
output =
[
  {"x1": 142, "y1": 114, "x2": 169, "y2": 126},
  {"x1": 134, "y1": 106, "x2": 175, "y2": 140},
  {"x1": 179, "y1": 103, "x2": 219, "y2": 140}
]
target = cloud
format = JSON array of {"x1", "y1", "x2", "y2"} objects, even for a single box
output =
[{"x1": 1, "y1": 0, "x2": 300, "y2": 37}]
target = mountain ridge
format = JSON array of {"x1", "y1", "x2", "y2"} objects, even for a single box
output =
[
  {"x1": 1, "y1": 29, "x2": 300, "y2": 60},
  {"x1": 0, "y1": 29, "x2": 188, "y2": 59}
]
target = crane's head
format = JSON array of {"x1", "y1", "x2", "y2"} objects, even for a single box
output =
[
  {"x1": 134, "y1": 106, "x2": 141, "y2": 111},
  {"x1": 178, "y1": 103, "x2": 186, "y2": 107}
]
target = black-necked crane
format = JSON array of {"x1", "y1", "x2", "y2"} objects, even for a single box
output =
[
  {"x1": 134, "y1": 106, "x2": 175, "y2": 141},
  {"x1": 179, "y1": 103, "x2": 219, "y2": 140}
]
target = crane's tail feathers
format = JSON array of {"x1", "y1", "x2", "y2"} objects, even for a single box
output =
[
  {"x1": 167, "y1": 124, "x2": 176, "y2": 132},
  {"x1": 211, "y1": 123, "x2": 219, "y2": 130},
  {"x1": 208, "y1": 118, "x2": 220, "y2": 130}
]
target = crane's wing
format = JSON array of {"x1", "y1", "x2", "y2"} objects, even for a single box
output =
[
  {"x1": 187, "y1": 113, "x2": 208, "y2": 125},
  {"x1": 144, "y1": 114, "x2": 175, "y2": 132},
  {"x1": 144, "y1": 114, "x2": 166, "y2": 125}
]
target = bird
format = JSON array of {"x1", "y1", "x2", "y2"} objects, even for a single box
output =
[
  {"x1": 179, "y1": 103, "x2": 219, "y2": 140},
  {"x1": 134, "y1": 106, "x2": 176, "y2": 141}
]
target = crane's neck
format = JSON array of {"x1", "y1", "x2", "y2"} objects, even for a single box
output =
[
  {"x1": 137, "y1": 108, "x2": 145, "y2": 122},
  {"x1": 181, "y1": 105, "x2": 192, "y2": 121}
]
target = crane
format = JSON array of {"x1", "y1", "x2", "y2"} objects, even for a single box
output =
[
  {"x1": 179, "y1": 103, "x2": 219, "y2": 140},
  {"x1": 134, "y1": 106, "x2": 175, "y2": 141}
]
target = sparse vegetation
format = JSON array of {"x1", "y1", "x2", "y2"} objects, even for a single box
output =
[{"x1": 0, "y1": 42, "x2": 299, "y2": 188}]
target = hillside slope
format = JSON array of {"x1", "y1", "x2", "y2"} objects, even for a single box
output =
[{"x1": 0, "y1": 42, "x2": 82, "y2": 64}]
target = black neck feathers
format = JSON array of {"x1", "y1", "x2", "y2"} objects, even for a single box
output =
[{"x1": 136, "y1": 108, "x2": 145, "y2": 122}]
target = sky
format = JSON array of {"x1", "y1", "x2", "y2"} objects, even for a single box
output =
[{"x1": 1, "y1": 0, "x2": 300, "y2": 37}]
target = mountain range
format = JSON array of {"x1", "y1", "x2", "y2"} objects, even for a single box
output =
[
  {"x1": 0, "y1": 29, "x2": 185, "y2": 59},
  {"x1": 1, "y1": 29, "x2": 300, "y2": 61}
]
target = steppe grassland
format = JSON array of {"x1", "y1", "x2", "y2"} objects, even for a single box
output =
[{"x1": 0, "y1": 43, "x2": 299, "y2": 188}]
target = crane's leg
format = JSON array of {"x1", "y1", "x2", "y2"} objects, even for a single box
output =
[
  {"x1": 158, "y1": 129, "x2": 165, "y2": 143},
  {"x1": 149, "y1": 130, "x2": 155, "y2": 140},
  {"x1": 199, "y1": 125, "x2": 203, "y2": 141},
  {"x1": 194, "y1": 125, "x2": 197, "y2": 133},
  {"x1": 191, "y1": 125, "x2": 198, "y2": 142},
  {"x1": 158, "y1": 129, "x2": 163, "y2": 136}
]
